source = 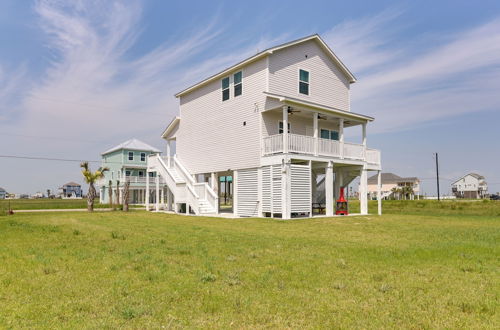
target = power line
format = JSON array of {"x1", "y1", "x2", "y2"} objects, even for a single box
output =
[{"x1": 0, "y1": 154, "x2": 121, "y2": 164}]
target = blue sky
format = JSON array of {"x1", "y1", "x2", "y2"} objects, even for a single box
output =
[{"x1": 0, "y1": 0, "x2": 499, "y2": 195}]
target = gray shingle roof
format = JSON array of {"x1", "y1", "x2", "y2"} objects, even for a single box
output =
[
  {"x1": 368, "y1": 173, "x2": 419, "y2": 184},
  {"x1": 102, "y1": 139, "x2": 161, "y2": 155}
]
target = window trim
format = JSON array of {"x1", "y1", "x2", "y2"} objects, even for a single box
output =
[
  {"x1": 128, "y1": 151, "x2": 134, "y2": 161},
  {"x1": 233, "y1": 71, "x2": 242, "y2": 97},
  {"x1": 222, "y1": 76, "x2": 230, "y2": 101},
  {"x1": 298, "y1": 68, "x2": 310, "y2": 96},
  {"x1": 140, "y1": 152, "x2": 146, "y2": 162}
]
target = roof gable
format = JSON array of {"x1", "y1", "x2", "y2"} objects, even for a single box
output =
[
  {"x1": 175, "y1": 34, "x2": 356, "y2": 98},
  {"x1": 102, "y1": 139, "x2": 160, "y2": 155}
]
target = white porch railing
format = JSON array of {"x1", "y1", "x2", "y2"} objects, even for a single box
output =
[
  {"x1": 343, "y1": 142, "x2": 365, "y2": 161},
  {"x1": 263, "y1": 134, "x2": 283, "y2": 155},
  {"x1": 366, "y1": 148, "x2": 381, "y2": 164},
  {"x1": 262, "y1": 134, "x2": 380, "y2": 165},
  {"x1": 319, "y1": 138, "x2": 340, "y2": 157},
  {"x1": 289, "y1": 133, "x2": 315, "y2": 155}
]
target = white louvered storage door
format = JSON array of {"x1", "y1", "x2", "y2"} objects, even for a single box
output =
[
  {"x1": 290, "y1": 164, "x2": 311, "y2": 215},
  {"x1": 261, "y1": 165, "x2": 282, "y2": 215},
  {"x1": 235, "y1": 168, "x2": 259, "y2": 217}
]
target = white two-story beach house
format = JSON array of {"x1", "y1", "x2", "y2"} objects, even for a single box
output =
[{"x1": 147, "y1": 34, "x2": 382, "y2": 218}]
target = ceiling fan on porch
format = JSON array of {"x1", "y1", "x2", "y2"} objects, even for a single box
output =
[{"x1": 287, "y1": 106, "x2": 301, "y2": 115}]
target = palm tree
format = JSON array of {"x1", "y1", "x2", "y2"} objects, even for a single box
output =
[
  {"x1": 108, "y1": 180, "x2": 114, "y2": 210},
  {"x1": 80, "y1": 162, "x2": 108, "y2": 212},
  {"x1": 390, "y1": 187, "x2": 399, "y2": 200}
]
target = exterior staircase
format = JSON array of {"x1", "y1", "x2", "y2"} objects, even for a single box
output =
[{"x1": 147, "y1": 154, "x2": 218, "y2": 215}]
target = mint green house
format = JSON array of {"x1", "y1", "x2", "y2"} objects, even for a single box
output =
[{"x1": 99, "y1": 139, "x2": 163, "y2": 204}]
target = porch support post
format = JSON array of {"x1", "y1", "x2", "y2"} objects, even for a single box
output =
[
  {"x1": 360, "y1": 166, "x2": 368, "y2": 215},
  {"x1": 145, "y1": 172, "x2": 150, "y2": 210},
  {"x1": 326, "y1": 161, "x2": 334, "y2": 217},
  {"x1": 155, "y1": 174, "x2": 160, "y2": 212},
  {"x1": 161, "y1": 185, "x2": 165, "y2": 207},
  {"x1": 362, "y1": 122, "x2": 367, "y2": 160},
  {"x1": 281, "y1": 160, "x2": 291, "y2": 219},
  {"x1": 313, "y1": 112, "x2": 319, "y2": 156},
  {"x1": 166, "y1": 140, "x2": 171, "y2": 167},
  {"x1": 339, "y1": 118, "x2": 344, "y2": 159},
  {"x1": 282, "y1": 105, "x2": 289, "y2": 153},
  {"x1": 377, "y1": 170, "x2": 382, "y2": 216},
  {"x1": 210, "y1": 172, "x2": 217, "y2": 190}
]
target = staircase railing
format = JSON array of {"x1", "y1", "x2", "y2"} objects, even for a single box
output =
[{"x1": 173, "y1": 155, "x2": 218, "y2": 214}]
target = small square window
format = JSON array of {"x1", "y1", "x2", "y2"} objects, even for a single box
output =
[
  {"x1": 128, "y1": 152, "x2": 134, "y2": 160},
  {"x1": 138, "y1": 171, "x2": 144, "y2": 177},
  {"x1": 140, "y1": 152, "x2": 146, "y2": 161},
  {"x1": 125, "y1": 170, "x2": 131, "y2": 176}
]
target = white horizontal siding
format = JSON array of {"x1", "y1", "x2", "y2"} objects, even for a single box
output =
[
  {"x1": 268, "y1": 39, "x2": 350, "y2": 111},
  {"x1": 177, "y1": 58, "x2": 267, "y2": 175}
]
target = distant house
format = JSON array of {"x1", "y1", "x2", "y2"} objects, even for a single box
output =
[
  {"x1": 367, "y1": 173, "x2": 420, "y2": 200},
  {"x1": 98, "y1": 139, "x2": 162, "y2": 205},
  {"x1": 451, "y1": 173, "x2": 487, "y2": 199},
  {"x1": 0, "y1": 187, "x2": 6, "y2": 199},
  {"x1": 58, "y1": 182, "x2": 82, "y2": 199}
]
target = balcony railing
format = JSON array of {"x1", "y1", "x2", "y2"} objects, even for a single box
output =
[{"x1": 263, "y1": 133, "x2": 381, "y2": 165}]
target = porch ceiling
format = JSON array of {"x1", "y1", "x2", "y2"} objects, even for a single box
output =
[
  {"x1": 263, "y1": 106, "x2": 363, "y2": 127},
  {"x1": 263, "y1": 92, "x2": 373, "y2": 125}
]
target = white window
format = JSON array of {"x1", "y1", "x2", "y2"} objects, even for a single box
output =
[
  {"x1": 299, "y1": 69, "x2": 309, "y2": 95},
  {"x1": 140, "y1": 152, "x2": 146, "y2": 161},
  {"x1": 320, "y1": 129, "x2": 339, "y2": 140},
  {"x1": 279, "y1": 121, "x2": 291, "y2": 134},
  {"x1": 128, "y1": 152, "x2": 134, "y2": 161},
  {"x1": 234, "y1": 71, "x2": 242, "y2": 97},
  {"x1": 222, "y1": 77, "x2": 230, "y2": 101}
]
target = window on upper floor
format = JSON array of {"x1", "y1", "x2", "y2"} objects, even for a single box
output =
[
  {"x1": 234, "y1": 71, "x2": 242, "y2": 97},
  {"x1": 299, "y1": 69, "x2": 309, "y2": 95},
  {"x1": 128, "y1": 152, "x2": 134, "y2": 161},
  {"x1": 140, "y1": 152, "x2": 146, "y2": 161},
  {"x1": 279, "y1": 121, "x2": 291, "y2": 134},
  {"x1": 320, "y1": 129, "x2": 339, "y2": 140},
  {"x1": 222, "y1": 77, "x2": 230, "y2": 101}
]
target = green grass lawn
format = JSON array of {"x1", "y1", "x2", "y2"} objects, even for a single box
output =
[
  {"x1": 0, "y1": 198, "x2": 143, "y2": 211},
  {"x1": 0, "y1": 205, "x2": 498, "y2": 328}
]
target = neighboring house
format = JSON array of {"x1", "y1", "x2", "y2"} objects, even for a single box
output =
[
  {"x1": 0, "y1": 187, "x2": 6, "y2": 199},
  {"x1": 147, "y1": 34, "x2": 382, "y2": 218},
  {"x1": 58, "y1": 182, "x2": 82, "y2": 198},
  {"x1": 98, "y1": 139, "x2": 162, "y2": 205},
  {"x1": 367, "y1": 173, "x2": 420, "y2": 200},
  {"x1": 451, "y1": 173, "x2": 488, "y2": 199}
]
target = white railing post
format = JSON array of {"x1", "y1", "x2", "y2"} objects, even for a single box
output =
[
  {"x1": 166, "y1": 140, "x2": 171, "y2": 168},
  {"x1": 283, "y1": 105, "x2": 289, "y2": 154},
  {"x1": 155, "y1": 174, "x2": 160, "y2": 212},
  {"x1": 377, "y1": 170, "x2": 382, "y2": 216}
]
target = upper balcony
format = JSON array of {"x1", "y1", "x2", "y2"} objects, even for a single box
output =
[
  {"x1": 263, "y1": 133, "x2": 380, "y2": 165},
  {"x1": 261, "y1": 94, "x2": 381, "y2": 166}
]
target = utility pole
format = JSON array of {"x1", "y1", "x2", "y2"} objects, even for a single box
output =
[{"x1": 435, "y1": 153, "x2": 440, "y2": 201}]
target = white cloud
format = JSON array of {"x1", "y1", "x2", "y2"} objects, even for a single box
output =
[{"x1": 323, "y1": 12, "x2": 500, "y2": 133}]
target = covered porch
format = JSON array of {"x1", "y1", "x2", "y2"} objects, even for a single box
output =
[{"x1": 261, "y1": 94, "x2": 381, "y2": 166}]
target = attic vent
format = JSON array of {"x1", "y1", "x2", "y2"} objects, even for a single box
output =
[{"x1": 305, "y1": 54, "x2": 308, "y2": 58}]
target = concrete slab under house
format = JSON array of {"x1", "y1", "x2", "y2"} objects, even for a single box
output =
[{"x1": 144, "y1": 34, "x2": 383, "y2": 219}]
